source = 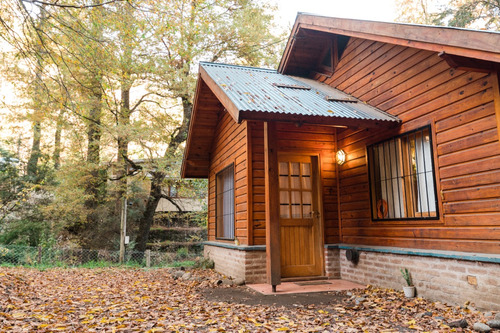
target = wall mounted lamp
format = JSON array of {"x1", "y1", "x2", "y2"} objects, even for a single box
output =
[{"x1": 336, "y1": 149, "x2": 346, "y2": 166}]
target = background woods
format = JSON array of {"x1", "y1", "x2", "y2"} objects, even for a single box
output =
[{"x1": 0, "y1": 0, "x2": 285, "y2": 251}]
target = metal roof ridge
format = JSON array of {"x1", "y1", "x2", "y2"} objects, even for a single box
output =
[{"x1": 200, "y1": 61, "x2": 277, "y2": 73}]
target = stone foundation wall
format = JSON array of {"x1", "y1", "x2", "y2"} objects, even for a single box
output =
[
  {"x1": 337, "y1": 249, "x2": 500, "y2": 311},
  {"x1": 204, "y1": 244, "x2": 266, "y2": 283}
]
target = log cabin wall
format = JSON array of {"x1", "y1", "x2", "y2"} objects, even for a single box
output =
[
  {"x1": 207, "y1": 111, "x2": 249, "y2": 244},
  {"x1": 249, "y1": 121, "x2": 339, "y2": 246},
  {"x1": 312, "y1": 37, "x2": 500, "y2": 254}
]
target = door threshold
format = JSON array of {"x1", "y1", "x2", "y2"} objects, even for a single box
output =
[{"x1": 281, "y1": 276, "x2": 329, "y2": 282}]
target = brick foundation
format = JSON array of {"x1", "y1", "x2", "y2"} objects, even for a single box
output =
[
  {"x1": 335, "y1": 248, "x2": 500, "y2": 311},
  {"x1": 324, "y1": 248, "x2": 341, "y2": 278},
  {"x1": 205, "y1": 243, "x2": 500, "y2": 310},
  {"x1": 204, "y1": 244, "x2": 266, "y2": 283}
]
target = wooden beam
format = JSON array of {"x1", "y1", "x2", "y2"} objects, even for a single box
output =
[
  {"x1": 264, "y1": 121, "x2": 281, "y2": 291},
  {"x1": 438, "y1": 52, "x2": 498, "y2": 73},
  {"x1": 246, "y1": 121, "x2": 254, "y2": 246},
  {"x1": 335, "y1": 129, "x2": 343, "y2": 244}
]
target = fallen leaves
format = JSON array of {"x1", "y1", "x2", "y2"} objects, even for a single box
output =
[{"x1": 0, "y1": 267, "x2": 492, "y2": 332}]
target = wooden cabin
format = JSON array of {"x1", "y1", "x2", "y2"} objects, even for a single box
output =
[{"x1": 182, "y1": 14, "x2": 500, "y2": 309}]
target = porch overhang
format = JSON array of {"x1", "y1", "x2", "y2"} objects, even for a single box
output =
[{"x1": 181, "y1": 62, "x2": 400, "y2": 179}]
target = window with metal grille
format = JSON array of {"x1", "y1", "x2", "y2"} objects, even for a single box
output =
[
  {"x1": 216, "y1": 164, "x2": 234, "y2": 239},
  {"x1": 368, "y1": 126, "x2": 439, "y2": 220}
]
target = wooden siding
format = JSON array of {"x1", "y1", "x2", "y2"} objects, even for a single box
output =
[
  {"x1": 314, "y1": 37, "x2": 500, "y2": 254},
  {"x1": 249, "y1": 121, "x2": 339, "y2": 246},
  {"x1": 207, "y1": 112, "x2": 249, "y2": 244}
]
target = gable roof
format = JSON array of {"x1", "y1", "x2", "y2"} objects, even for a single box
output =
[
  {"x1": 200, "y1": 62, "x2": 399, "y2": 127},
  {"x1": 279, "y1": 13, "x2": 500, "y2": 75},
  {"x1": 182, "y1": 14, "x2": 500, "y2": 179}
]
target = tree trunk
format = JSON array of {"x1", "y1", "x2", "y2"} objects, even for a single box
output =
[
  {"x1": 26, "y1": 8, "x2": 48, "y2": 180},
  {"x1": 135, "y1": 172, "x2": 163, "y2": 252},
  {"x1": 134, "y1": 96, "x2": 192, "y2": 252},
  {"x1": 52, "y1": 109, "x2": 65, "y2": 170},
  {"x1": 27, "y1": 115, "x2": 42, "y2": 179},
  {"x1": 82, "y1": 82, "x2": 104, "y2": 248},
  {"x1": 116, "y1": 79, "x2": 131, "y2": 256}
]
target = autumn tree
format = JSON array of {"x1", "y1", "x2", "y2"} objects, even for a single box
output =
[
  {"x1": 0, "y1": 0, "x2": 284, "y2": 250},
  {"x1": 433, "y1": 0, "x2": 500, "y2": 30},
  {"x1": 396, "y1": 0, "x2": 500, "y2": 30},
  {"x1": 132, "y1": 0, "x2": 284, "y2": 252},
  {"x1": 396, "y1": 0, "x2": 438, "y2": 24}
]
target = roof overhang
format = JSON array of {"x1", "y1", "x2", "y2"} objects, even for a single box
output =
[
  {"x1": 279, "y1": 14, "x2": 500, "y2": 74},
  {"x1": 181, "y1": 62, "x2": 400, "y2": 178}
]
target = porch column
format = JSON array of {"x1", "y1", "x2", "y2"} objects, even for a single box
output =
[{"x1": 264, "y1": 121, "x2": 281, "y2": 291}]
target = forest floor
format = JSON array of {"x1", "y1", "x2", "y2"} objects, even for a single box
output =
[{"x1": 0, "y1": 267, "x2": 496, "y2": 332}]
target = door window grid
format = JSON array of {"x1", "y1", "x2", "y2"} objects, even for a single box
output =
[{"x1": 279, "y1": 161, "x2": 313, "y2": 219}]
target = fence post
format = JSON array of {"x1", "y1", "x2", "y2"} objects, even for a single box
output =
[
  {"x1": 37, "y1": 246, "x2": 42, "y2": 265},
  {"x1": 145, "y1": 250, "x2": 151, "y2": 268}
]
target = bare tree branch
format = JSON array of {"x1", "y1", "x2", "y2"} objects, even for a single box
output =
[{"x1": 23, "y1": 0, "x2": 127, "y2": 9}]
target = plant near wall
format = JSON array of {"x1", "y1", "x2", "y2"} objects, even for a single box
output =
[
  {"x1": 400, "y1": 267, "x2": 413, "y2": 286},
  {"x1": 400, "y1": 267, "x2": 416, "y2": 298}
]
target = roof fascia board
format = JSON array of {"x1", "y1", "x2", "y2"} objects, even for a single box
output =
[
  {"x1": 199, "y1": 66, "x2": 240, "y2": 123},
  {"x1": 239, "y1": 111, "x2": 400, "y2": 129},
  {"x1": 181, "y1": 73, "x2": 204, "y2": 179},
  {"x1": 299, "y1": 22, "x2": 500, "y2": 64},
  {"x1": 277, "y1": 18, "x2": 302, "y2": 73},
  {"x1": 279, "y1": 14, "x2": 500, "y2": 72}
]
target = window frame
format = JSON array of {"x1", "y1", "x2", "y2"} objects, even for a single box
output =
[
  {"x1": 215, "y1": 163, "x2": 235, "y2": 240},
  {"x1": 367, "y1": 126, "x2": 440, "y2": 222}
]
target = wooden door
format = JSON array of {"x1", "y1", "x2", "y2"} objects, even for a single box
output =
[{"x1": 278, "y1": 155, "x2": 323, "y2": 278}]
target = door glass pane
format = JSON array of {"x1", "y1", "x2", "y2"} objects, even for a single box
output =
[
  {"x1": 302, "y1": 163, "x2": 311, "y2": 176},
  {"x1": 280, "y1": 191, "x2": 289, "y2": 204},
  {"x1": 302, "y1": 191, "x2": 312, "y2": 205},
  {"x1": 291, "y1": 175, "x2": 300, "y2": 189},
  {"x1": 302, "y1": 204, "x2": 312, "y2": 218},
  {"x1": 279, "y1": 162, "x2": 289, "y2": 189},
  {"x1": 302, "y1": 163, "x2": 311, "y2": 189},
  {"x1": 280, "y1": 205, "x2": 290, "y2": 218},
  {"x1": 291, "y1": 162, "x2": 300, "y2": 175},
  {"x1": 291, "y1": 204, "x2": 301, "y2": 218},
  {"x1": 291, "y1": 191, "x2": 301, "y2": 218},
  {"x1": 302, "y1": 176, "x2": 311, "y2": 190},
  {"x1": 302, "y1": 191, "x2": 312, "y2": 218},
  {"x1": 280, "y1": 191, "x2": 290, "y2": 218}
]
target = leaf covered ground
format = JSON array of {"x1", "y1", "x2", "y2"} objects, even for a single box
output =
[{"x1": 0, "y1": 267, "x2": 495, "y2": 332}]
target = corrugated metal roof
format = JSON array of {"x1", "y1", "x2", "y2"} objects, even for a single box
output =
[{"x1": 201, "y1": 62, "x2": 400, "y2": 123}]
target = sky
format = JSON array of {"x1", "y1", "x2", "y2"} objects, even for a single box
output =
[{"x1": 273, "y1": 0, "x2": 398, "y2": 28}]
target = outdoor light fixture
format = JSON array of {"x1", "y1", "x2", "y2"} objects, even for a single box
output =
[{"x1": 336, "y1": 149, "x2": 346, "y2": 165}]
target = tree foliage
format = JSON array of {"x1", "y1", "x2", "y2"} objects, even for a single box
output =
[
  {"x1": 434, "y1": 0, "x2": 500, "y2": 30},
  {"x1": 396, "y1": 0, "x2": 500, "y2": 30},
  {"x1": 0, "y1": 0, "x2": 284, "y2": 249}
]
